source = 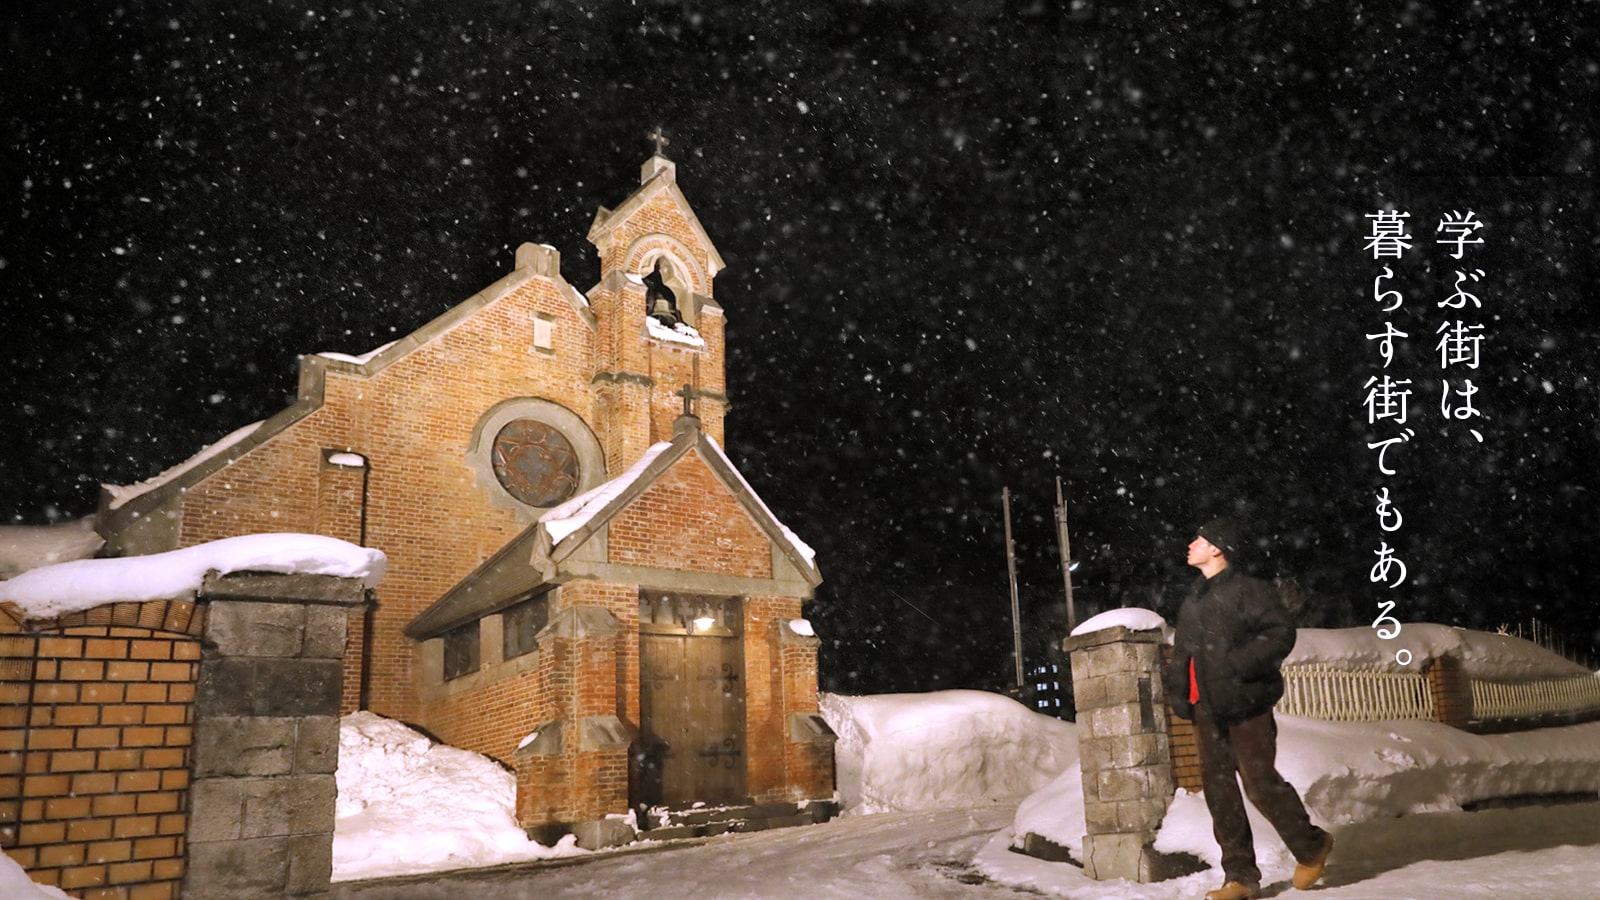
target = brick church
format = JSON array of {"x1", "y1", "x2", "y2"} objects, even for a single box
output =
[{"x1": 93, "y1": 148, "x2": 835, "y2": 841}]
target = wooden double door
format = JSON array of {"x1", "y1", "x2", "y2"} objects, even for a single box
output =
[{"x1": 634, "y1": 593, "x2": 747, "y2": 808}]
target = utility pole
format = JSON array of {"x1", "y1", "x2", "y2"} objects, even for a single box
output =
[
  {"x1": 1055, "y1": 476, "x2": 1077, "y2": 633},
  {"x1": 1003, "y1": 487, "x2": 1024, "y2": 692}
]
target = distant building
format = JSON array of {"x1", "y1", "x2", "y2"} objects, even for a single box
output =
[
  {"x1": 92, "y1": 150, "x2": 834, "y2": 840},
  {"x1": 1024, "y1": 660, "x2": 1071, "y2": 718}
]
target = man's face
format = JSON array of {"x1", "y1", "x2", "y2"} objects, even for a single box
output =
[{"x1": 1187, "y1": 535, "x2": 1221, "y2": 569}]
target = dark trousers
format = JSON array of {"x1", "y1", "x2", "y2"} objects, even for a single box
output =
[{"x1": 1194, "y1": 702, "x2": 1328, "y2": 886}]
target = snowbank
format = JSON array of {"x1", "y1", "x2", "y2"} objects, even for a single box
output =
[
  {"x1": 1, "y1": 854, "x2": 70, "y2": 900},
  {"x1": 332, "y1": 712, "x2": 584, "y2": 881},
  {"x1": 0, "y1": 517, "x2": 103, "y2": 580},
  {"x1": 820, "y1": 690, "x2": 1078, "y2": 815},
  {"x1": 1059, "y1": 608, "x2": 1587, "y2": 682},
  {"x1": 0, "y1": 533, "x2": 387, "y2": 620},
  {"x1": 1012, "y1": 715, "x2": 1600, "y2": 874},
  {"x1": 1008, "y1": 621, "x2": 1600, "y2": 888},
  {"x1": 1287, "y1": 623, "x2": 1590, "y2": 679},
  {"x1": 1280, "y1": 716, "x2": 1600, "y2": 822}
]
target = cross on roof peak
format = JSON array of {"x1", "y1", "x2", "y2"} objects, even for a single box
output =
[
  {"x1": 674, "y1": 382, "x2": 701, "y2": 417},
  {"x1": 648, "y1": 127, "x2": 670, "y2": 157}
]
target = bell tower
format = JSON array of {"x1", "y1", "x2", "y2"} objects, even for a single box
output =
[{"x1": 585, "y1": 132, "x2": 729, "y2": 475}]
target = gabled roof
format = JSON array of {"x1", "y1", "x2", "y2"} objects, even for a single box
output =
[
  {"x1": 587, "y1": 156, "x2": 726, "y2": 278},
  {"x1": 407, "y1": 415, "x2": 819, "y2": 639},
  {"x1": 96, "y1": 245, "x2": 589, "y2": 536}
]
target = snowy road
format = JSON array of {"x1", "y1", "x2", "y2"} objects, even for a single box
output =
[
  {"x1": 331, "y1": 805, "x2": 1029, "y2": 899},
  {"x1": 329, "y1": 799, "x2": 1600, "y2": 899}
]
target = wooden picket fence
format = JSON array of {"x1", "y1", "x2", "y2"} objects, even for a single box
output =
[
  {"x1": 1470, "y1": 675, "x2": 1600, "y2": 721},
  {"x1": 1275, "y1": 663, "x2": 1600, "y2": 726},
  {"x1": 1275, "y1": 665, "x2": 1435, "y2": 722}
]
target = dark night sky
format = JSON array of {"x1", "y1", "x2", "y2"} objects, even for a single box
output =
[{"x1": 4, "y1": 1, "x2": 1597, "y2": 694}]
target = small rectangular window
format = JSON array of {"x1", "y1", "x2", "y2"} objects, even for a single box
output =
[
  {"x1": 443, "y1": 620, "x2": 481, "y2": 681},
  {"x1": 503, "y1": 594, "x2": 549, "y2": 660},
  {"x1": 532, "y1": 314, "x2": 554, "y2": 352}
]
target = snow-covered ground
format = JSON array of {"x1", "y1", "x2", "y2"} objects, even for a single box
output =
[
  {"x1": 5, "y1": 548, "x2": 1598, "y2": 900},
  {"x1": 315, "y1": 650, "x2": 1600, "y2": 897},
  {"x1": 7, "y1": 683, "x2": 1600, "y2": 899},
  {"x1": 313, "y1": 680, "x2": 1600, "y2": 899}
]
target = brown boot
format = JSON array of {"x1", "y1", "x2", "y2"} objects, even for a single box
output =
[
  {"x1": 1293, "y1": 834, "x2": 1335, "y2": 890},
  {"x1": 1205, "y1": 882, "x2": 1261, "y2": 900}
]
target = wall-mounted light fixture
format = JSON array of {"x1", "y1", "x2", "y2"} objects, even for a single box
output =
[
  {"x1": 327, "y1": 452, "x2": 368, "y2": 469},
  {"x1": 325, "y1": 448, "x2": 373, "y2": 709},
  {"x1": 691, "y1": 602, "x2": 717, "y2": 633}
]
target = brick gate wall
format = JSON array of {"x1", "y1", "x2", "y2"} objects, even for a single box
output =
[
  {"x1": 2, "y1": 599, "x2": 204, "y2": 899},
  {"x1": 3, "y1": 573, "x2": 366, "y2": 900}
]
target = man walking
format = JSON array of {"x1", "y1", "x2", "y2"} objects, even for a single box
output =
[{"x1": 1166, "y1": 517, "x2": 1334, "y2": 900}]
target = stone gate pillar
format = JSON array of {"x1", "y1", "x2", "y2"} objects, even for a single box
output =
[
  {"x1": 183, "y1": 572, "x2": 368, "y2": 899},
  {"x1": 1063, "y1": 624, "x2": 1178, "y2": 882}
]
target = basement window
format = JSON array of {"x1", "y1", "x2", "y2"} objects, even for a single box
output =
[
  {"x1": 443, "y1": 620, "x2": 481, "y2": 681},
  {"x1": 503, "y1": 594, "x2": 550, "y2": 661}
]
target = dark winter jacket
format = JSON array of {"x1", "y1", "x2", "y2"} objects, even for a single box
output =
[{"x1": 1165, "y1": 566, "x2": 1295, "y2": 726}]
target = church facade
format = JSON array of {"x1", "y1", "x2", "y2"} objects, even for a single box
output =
[{"x1": 95, "y1": 152, "x2": 835, "y2": 839}]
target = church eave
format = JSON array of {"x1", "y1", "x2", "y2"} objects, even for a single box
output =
[
  {"x1": 543, "y1": 423, "x2": 820, "y2": 590},
  {"x1": 405, "y1": 525, "x2": 555, "y2": 640}
]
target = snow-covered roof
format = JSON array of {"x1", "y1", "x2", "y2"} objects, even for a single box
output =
[
  {"x1": 407, "y1": 417, "x2": 818, "y2": 639},
  {"x1": 540, "y1": 428, "x2": 816, "y2": 565},
  {"x1": 0, "y1": 517, "x2": 104, "y2": 580},
  {"x1": 540, "y1": 443, "x2": 674, "y2": 545},
  {"x1": 101, "y1": 419, "x2": 265, "y2": 512},
  {"x1": 315, "y1": 340, "x2": 398, "y2": 366},
  {"x1": 97, "y1": 249, "x2": 595, "y2": 537}
]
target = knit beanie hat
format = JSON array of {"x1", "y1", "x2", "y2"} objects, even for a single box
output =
[{"x1": 1198, "y1": 516, "x2": 1243, "y2": 559}]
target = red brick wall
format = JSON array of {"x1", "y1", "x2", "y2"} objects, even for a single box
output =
[
  {"x1": 1167, "y1": 713, "x2": 1201, "y2": 793},
  {"x1": 506, "y1": 588, "x2": 831, "y2": 827},
  {"x1": 2, "y1": 600, "x2": 203, "y2": 900},
  {"x1": 167, "y1": 234, "x2": 734, "y2": 733},
  {"x1": 1426, "y1": 654, "x2": 1470, "y2": 728},
  {"x1": 426, "y1": 670, "x2": 553, "y2": 773},
  {"x1": 609, "y1": 198, "x2": 714, "y2": 295},
  {"x1": 608, "y1": 452, "x2": 774, "y2": 579},
  {"x1": 745, "y1": 596, "x2": 833, "y2": 803},
  {"x1": 511, "y1": 610, "x2": 629, "y2": 826},
  {"x1": 424, "y1": 580, "x2": 639, "y2": 828},
  {"x1": 1159, "y1": 645, "x2": 1202, "y2": 792},
  {"x1": 173, "y1": 277, "x2": 597, "y2": 725},
  {"x1": 777, "y1": 623, "x2": 833, "y2": 800},
  {"x1": 743, "y1": 597, "x2": 789, "y2": 801}
]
